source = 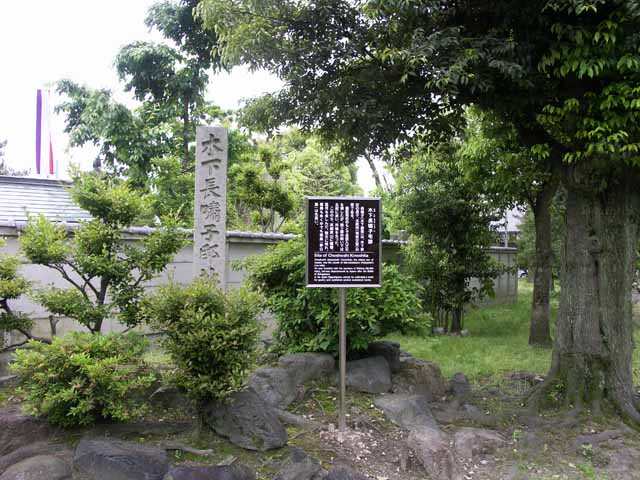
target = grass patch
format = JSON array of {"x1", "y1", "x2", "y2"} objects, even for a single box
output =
[
  {"x1": 388, "y1": 281, "x2": 640, "y2": 385},
  {"x1": 142, "y1": 349, "x2": 173, "y2": 367},
  {"x1": 386, "y1": 281, "x2": 553, "y2": 382}
]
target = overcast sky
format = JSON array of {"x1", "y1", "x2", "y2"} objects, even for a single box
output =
[
  {"x1": 0, "y1": 1, "x2": 281, "y2": 170},
  {"x1": 0, "y1": 1, "x2": 383, "y2": 193}
]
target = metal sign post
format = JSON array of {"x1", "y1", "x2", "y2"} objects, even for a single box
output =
[
  {"x1": 338, "y1": 287, "x2": 347, "y2": 432},
  {"x1": 305, "y1": 197, "x2": 381, "y2": 433}
]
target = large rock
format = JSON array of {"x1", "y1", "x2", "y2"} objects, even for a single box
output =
[
  {"x1": 454, "y1": 427, "x2": 506, "y2": 459},
  {"x1": 73, "y1": 437, "x2": 169, "y2": 480},
  {"x1": 275, "y1": 447, "x2": 326, "y2": 480},
  {"x1": 393, "y1": 357, "x2": 447, "y2": 401},
  {"x1": 248, "y1": 367, "x2": 298, "y2": 408},
  {"x1": 341, "y1": 356, "x2": 391, "y2": 394},
  {"x1": 164, "y1": 464, "x2": 255, "y2": 480},
  {"x1": 407, "y1": 426, "x2": 458, "y2": 480},
  {"x1": 203, "y1": 389, "x2": 288, "y2": 451},
  {"x1": 366, "y1": 341, "x2": 401, "y2": 373},
  {"x1": 0, "y1": 407, "x2": 52, "y2": 456},
  {"x1": 373, "y1": 394, "x2": 437, "y2": 429},
  {"x1": 449, "y1": 373, "x2": 471, "y2": 401},
  {"x1": 278, "y1": 353, "x2": 335, "y2": 384},
  {"x1": 0, "y1": 442, "x2": 70, "y2": 475},
  {"x1": 0, "y1": 454, "x2": 71, "y2": 480},
  {"x1": 0, "y1": 376, "x2": 17, "y2": 388},
  {"x1": 324, "y1": 466, "x2": 369, "y2": 480},
  {"x1": 149, "y1": 385, "x2": 192, "y2": 411}
]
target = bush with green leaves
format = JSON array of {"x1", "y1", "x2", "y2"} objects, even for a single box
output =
[
  {"x1": 10, "y1": 332, "x2": 155, "y2": 427},
  {"x1": 0, "y1": 238, "x2": 37, "y2": 347},
  {"x1": 397, "y1": 144, "x2": 504, "y2": 333},
  {"x1": 244, "y1": 238, "x2": 430, "y2": 355},
  {"x1": 144, "y1": 278, "x2": 261, "y2": 403},
  {"x1": 20, "y1": 171, "x2": 185, "y2": 333}
]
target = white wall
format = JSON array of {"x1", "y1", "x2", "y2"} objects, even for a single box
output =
[{"x1": 0, "y1": 225, "x2": 517, "y2": 341}]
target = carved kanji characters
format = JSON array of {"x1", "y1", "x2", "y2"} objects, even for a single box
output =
[
  {"x1": 201, "y1": 200, "x2": 222, "y2": 224},
  {"x1": 200, "y1": 242, "x2": 221, "y2": 260},
  {"x1": 200, "y1": 177, "x2": 221, "y2": 199},
  {"x1": 200, "y1": 133, "x2": 223, "y2": 156}
]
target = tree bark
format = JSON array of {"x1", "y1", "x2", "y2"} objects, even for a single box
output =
[
  {"x1": 365, "y1": 156, "x2": 384, "y2": 191},
  {"x1": 536, "y1": 166, "x2": 640, "y2": 423},
  {"x1": 528, "y1": 181, "x2": 558, "y2": 347},
  {"x1": 450, "y1": 307, "x2": 463, "y2": 333}
]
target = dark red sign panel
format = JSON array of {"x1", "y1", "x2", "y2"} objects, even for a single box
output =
[{"x1": 306, "y1": 197, "x2": 381, "y2": 288}]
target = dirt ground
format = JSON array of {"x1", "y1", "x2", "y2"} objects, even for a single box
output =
[
  {"x1": 2, "y1": 368, "x2": 640, "y2": 479},
  {"x1": 3, "y1": 291, "x2": 640, "y2": 479},
  {"x1": 284, "y1": 378, "x2": 640, "y2": 480}
]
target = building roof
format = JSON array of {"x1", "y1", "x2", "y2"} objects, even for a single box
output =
[
  {"x1": 0, "y1": 176, "x2": 408, "y2": 246},
  {"x1": 0, "y1": 176, "x2": 92, "y2": 223}
]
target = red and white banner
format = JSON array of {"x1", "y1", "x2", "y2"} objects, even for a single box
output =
[{"x1": 35, "y1": 89, "x2": 55, "y2": 176}]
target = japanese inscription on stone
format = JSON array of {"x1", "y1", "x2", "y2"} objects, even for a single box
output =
[
  {"x1": 195, "y1": 126, "x2": 227, "y2": 285},
  {"x1": 306, "y1": 197, "x2": 381, "y2": 287}
]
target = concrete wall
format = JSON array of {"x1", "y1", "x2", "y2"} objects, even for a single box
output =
[
  {"x1": 0, "y1": 224, "x2": 516, "y2": 341},
  {"x1": 477, "y1": 246, "x2": 519, "y2": 304}
]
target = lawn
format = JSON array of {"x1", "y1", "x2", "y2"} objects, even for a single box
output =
[
  {"x1": 386, "y1": 281, "x2": 554, "y2": 382},
  {"x1": 387, "y1": 281, "x2": 640, "y2": 385}
]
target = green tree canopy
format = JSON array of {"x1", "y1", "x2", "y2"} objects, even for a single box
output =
[
  {"x1": 228, "y1": 130, "x2": 361, "y2": 232},
  {"x1": 199, "y1": 0, "x2": 640, "y2": 423},
  {"x1": 397, "y1": 142, "x2": 503, "y2": 333},
  {"x1": 199, "y1": 0, "x2": 463, "y2": 158},
  {"x1": 56, "y1": 1, "x2": 225, "y2": 224},
  {"x1": 146, "y1": 0, "x2": 221, "y2": 70},
  {"x1": 21, "y1": 172, "x2": 185, "y2": 333}
]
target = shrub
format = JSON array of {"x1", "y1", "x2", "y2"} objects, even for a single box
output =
[
  {"x1": 20, "y1": 171, "x2": 185, "y2": 333},
  {"x1": 0, "y1": 238, "x2": 34, "y2": 344},
  {"x1": 11, "y1": 333, "x2": 156, "y2": 427},
  {"x1": 144, "y1": 278, "x2": 261, "y2": 403},
  {"x1": 244, "y1": 238, "x2": 430, "y2": 355}
]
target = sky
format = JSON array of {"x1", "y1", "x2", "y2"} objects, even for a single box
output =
[{"x1": 0, "y1": 1, "x2": 382, "y2": 193}]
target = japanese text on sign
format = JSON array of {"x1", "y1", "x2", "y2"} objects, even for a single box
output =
[
  {"x1": 306, "y1": 197, "x2": 381, "y2": 287},
  {"x1": 194, "y1": 126, "x2": 227, "y2": 284}
]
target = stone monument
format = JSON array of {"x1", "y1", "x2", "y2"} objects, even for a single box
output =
[{"x1": 194, "y1": 126, "x2": 228, "y2": 286}]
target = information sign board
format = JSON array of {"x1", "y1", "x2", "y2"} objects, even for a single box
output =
[{"x1": 306, "y1": 197, "x2": 381, "y2": 288}]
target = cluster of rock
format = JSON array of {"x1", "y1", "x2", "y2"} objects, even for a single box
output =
[
  {"x1": 200, "y1": 342, "x2": 451, "y2": 452},
  {"x1": 202, "y1": 351, "x2": 337, "y2": 451},
  {"x1": 0, "y1": 341, "x2": 507, "y2": 480},
  {"x1": 0, "y1": 407, "x2": 370, "y2": 480},
  {"x1": 0, "y1": 416, "x2": 255, "y2": 480},
  {"x1": 202, "y1": 341, "x2": 506, "y2": 480},
  {"x1": 369, "y1": 342, "x2": 506, "y2": 480}
]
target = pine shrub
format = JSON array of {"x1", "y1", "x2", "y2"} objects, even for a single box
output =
[
  {"x1": 144, "y1": 278, "x2": 261, "y2": 403},
  {"x1": 11, "y1": 333, "x2": 155, "y2": 427}
]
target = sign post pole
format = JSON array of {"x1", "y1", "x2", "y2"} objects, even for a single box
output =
[
  {"x1": 305, "y1": 196, "x2": 381, "y2": 435},
  {"x1": 338, "y1": 287, "x2": 347, "y2": 433}
]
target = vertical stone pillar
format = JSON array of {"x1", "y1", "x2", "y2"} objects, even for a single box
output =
[{"x1": 194, "y1": 126, "x2": 227, "y2": 287}]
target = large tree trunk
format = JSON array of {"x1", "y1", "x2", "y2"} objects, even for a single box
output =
[
  {"x1": 536, "y1": 167, "x2": 640, "y2": 423},
  {"x1": 450, "y1": 308, "x2": 463, "y2": 334},
  {"x1": 528, "y1": 182, "x2": 558, "y2": 347}
]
